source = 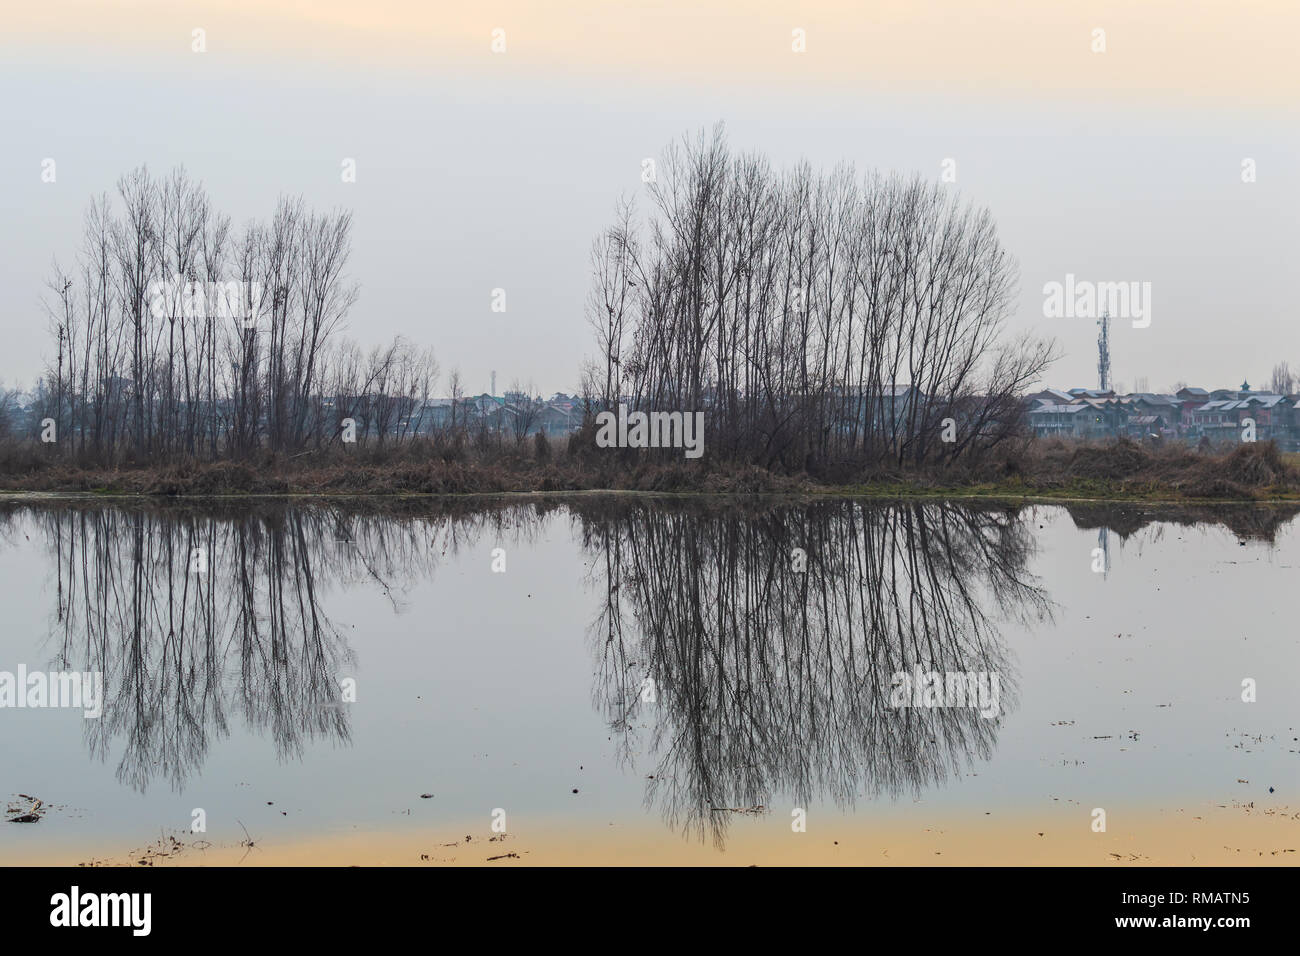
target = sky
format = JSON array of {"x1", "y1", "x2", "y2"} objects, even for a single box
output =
[{"x1": 1, "y1": 0, "x2": 1297, "y2": 397}]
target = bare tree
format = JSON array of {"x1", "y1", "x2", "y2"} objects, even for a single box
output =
[
  {"x1": 447, "y1": 367, "x2": 464, "y2": 433},
  {"x1": 508, "y1": 379, "x2": 542, "y2": 440}
]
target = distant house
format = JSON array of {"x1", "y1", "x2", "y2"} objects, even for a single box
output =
[
  {"x1": 1123, "y1": 393, "x2": 1184, "y2": 429},
  {"x1": 538, "y1": 400, "x2": 581, "y2": 435},
  {"x1": 1124, "y1": 414, "x2": 1167, "y2": 438},
  {"x1": 1026, "y1": 388, "x2": 1076, "y2": 407},
  {"x1": 417, "y1": 398, "x2": 456, "y2": 431},
  {"x1": 1074, "y1": 397, "x2": 1129, "y2": 437},
  {"x1": 1241, "y1": 394, "x2": 1291, "y2": 440},
  {"x1": 835, "y1": 384, "x2": 924, "y2": 434},
  {"x1": 1186, "y1": 399, "x2": 1245, "y2": 441},
  {"x1": 1028, "y1": 403, "x2": 1091, "y2": 438}
]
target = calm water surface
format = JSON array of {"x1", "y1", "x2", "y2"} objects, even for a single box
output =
[{"x1": 1, "y1": 496, "x2": 1297, "y2": 857}]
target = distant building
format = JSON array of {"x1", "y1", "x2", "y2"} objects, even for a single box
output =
[
  {"x1": 1027, "y1": 381, "x2": 1299, "y2": 448},
  {"x1": 1027, "y1": 403, "x2": 1091, "y2": 438}
]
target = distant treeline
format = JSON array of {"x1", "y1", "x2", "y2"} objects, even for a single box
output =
[{"x1": 15, "y1": 127, "x2": 1055, "y2": 477}]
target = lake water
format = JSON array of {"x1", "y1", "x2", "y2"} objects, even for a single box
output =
[{"x1": 2, "y1": 495, "x2": 1298, "y2": 864}]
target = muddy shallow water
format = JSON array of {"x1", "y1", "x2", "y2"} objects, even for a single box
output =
[{"x1": 1, "y1": 496, "x2": 1297, "y2": 865}]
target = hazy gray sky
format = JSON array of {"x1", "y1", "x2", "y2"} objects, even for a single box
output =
[{"x1": 2, "y1": 1, "x2": 1296, "y2": 396}]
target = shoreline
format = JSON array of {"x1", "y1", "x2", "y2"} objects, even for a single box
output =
[
  {"x1": 1, "y1": 439, "x2": 1296, "y2": 502},
  {"x1": 1, "y1": 487, "x2": 1299, "y2": 506}
]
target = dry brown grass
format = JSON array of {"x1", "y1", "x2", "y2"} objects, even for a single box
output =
[
  {"x1": 987, "y1": 438, "x2": 1299, "y2": 499},
  {"x1": 0, "y1": 436, "x2": 1295, "y2": 499}
]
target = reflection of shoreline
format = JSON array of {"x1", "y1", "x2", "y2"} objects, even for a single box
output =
[
  {"x1": 2, "y1": 492, "x2": 1294, "y2": 537},
  {"x1": 9, "y1": 802, "x2": 1296, "y2": 867},
  {"x1": 5, "y1": 495, "x2": 1296, "y2": 849},
  {"x1": 1060, "y1": 501, "x2": 1300, "y2": 542}
]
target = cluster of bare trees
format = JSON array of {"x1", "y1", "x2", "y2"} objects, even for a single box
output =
[
  {"x1": 40, "y1": 166, "x2": 439, "y2": 464},
  {"x1": 585, "y1": 126, "x2": 1055, "y2": 470},
  {"x1": 1269, "y1": 362, "x2": 1296, "y2": 396}
]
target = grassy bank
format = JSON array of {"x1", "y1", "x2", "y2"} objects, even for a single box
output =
[{"x1": 1, "y1": 439, "x2": 1297, "y2": 501}]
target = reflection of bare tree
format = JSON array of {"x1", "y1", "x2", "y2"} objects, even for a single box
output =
[
  {"x1": 576, "y1": 498, "x2": 1051, "y2": 847},
  {"x1": 11, "y1": 497, "x2": 558, "y2": 794}
]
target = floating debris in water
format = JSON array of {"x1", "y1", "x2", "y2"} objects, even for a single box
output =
[{"x1": 6, "y1": 796, "x2": 45, "y2": 824}]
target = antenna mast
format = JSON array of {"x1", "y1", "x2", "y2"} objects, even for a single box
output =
[{"x1": 1097, "y1": 311, "x2": 1111, "y2": 391}]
